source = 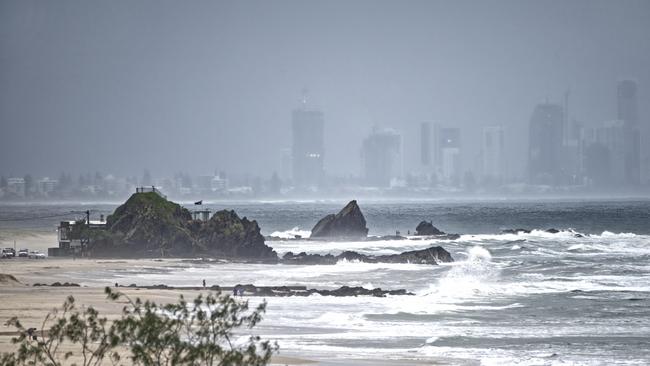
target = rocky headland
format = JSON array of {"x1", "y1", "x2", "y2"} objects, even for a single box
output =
[{"x1": 88, "y1": 192, "x2": 277, "y2": 260}]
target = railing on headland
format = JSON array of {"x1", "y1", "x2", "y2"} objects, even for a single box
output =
[{"x1": 136, "y1": 186, "x2": 167, "y2": 200}]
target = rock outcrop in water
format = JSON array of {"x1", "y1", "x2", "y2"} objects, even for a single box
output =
[
  {"x1": 310, "y1": 200, "x2": 369, "y2": 239},
  {"x1": 89, "y1": 192, "x2": 276, "y2": 260},
  {"x1": 415, "y1": 221, "x2": 445, "y2": 236},
  {"x1": 125, "y1": 283, "x2": 412, "y2": 297},
  {"x1": 282, "y1": 245, "x2": 453, "y2": 265}
]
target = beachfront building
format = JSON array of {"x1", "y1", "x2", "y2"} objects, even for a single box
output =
[{"x1": 6, "y1": 177, "x2": 25, "y2": 198}]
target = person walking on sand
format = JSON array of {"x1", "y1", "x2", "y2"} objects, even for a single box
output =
[{"x1": 202, "y1": 279, "x2": 206, "y2": 288}]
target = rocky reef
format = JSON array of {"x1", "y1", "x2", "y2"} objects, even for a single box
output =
[
  {"x1": 415, "y1": 221, "x2": 445, "y2": 236},
  {"x1": 282, "y1": 245, "x2": 453, "y2": 265},
  {"x1": 124, "y1": 283, "x2": 412, "y2": 297},
  {"x1": 310, "y1": 200, "x2": 369, "y2": 239},
  {"x1": 89, "y1": 192, "x2": 276, "y2": 260}
]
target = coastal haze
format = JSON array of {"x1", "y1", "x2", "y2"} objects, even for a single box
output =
[
  {"x1": 1, "y1": 0, "x2": 650, "y2": 199},
  {"x1": 2, "y1": 1, "x2": 650, "y2": 366}
]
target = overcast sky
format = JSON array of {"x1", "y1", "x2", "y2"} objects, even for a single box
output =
[{"x1": 1, "y1": 0, "x2": 649, "y2": 179}]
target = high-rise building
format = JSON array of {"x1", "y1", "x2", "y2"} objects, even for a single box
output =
[
  {"x1": 618, "y1": 80, "x2": 638, "y2": 127},
  {"x1": 437, "y1": 127, "x2": 461, "y2": 186},
  {"x1": 528, "y1": 103, "x2": 564, "y2": 185},
  {"x1": 280, "y1": 148, "x2": 292, "y2": 181},
  {"x1": 291, "y1": 107, "x2": 324, "y2": 187},
  {"x1": 617, "y1": 80, "x2": 640, "y2": 185},
  {"x1": 482, "y1": 126, "x2": 504, "y2": 184},
  {"x1": 420, "y1": 122, "x2": 431, "y2": 166},
  {"x1": 361, "y1": 127, "x2": 402, "y2": 187}
]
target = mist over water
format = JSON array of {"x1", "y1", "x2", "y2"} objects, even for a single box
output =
[
  {"x1": 6, "y1": 200, "x2": 648, "y2": 364},
  {"x1": 2, "y1": 0, "x2": 650, "y2": 364}
]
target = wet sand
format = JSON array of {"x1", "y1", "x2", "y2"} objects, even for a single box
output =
[{"x1": 0, "y1": 259, "x2": 468, "y2": 365}]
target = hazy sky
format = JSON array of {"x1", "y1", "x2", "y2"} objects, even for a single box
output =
[{"x1": 1, "y1": 0, "x2": 649, "y2": 179}]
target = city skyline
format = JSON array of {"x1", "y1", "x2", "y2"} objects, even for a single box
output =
[{"x1": 1, "y1": 0, "x2": 649, "y2": 183}]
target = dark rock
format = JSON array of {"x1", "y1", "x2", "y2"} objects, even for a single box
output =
[
  {"x1": 546, "y1": 228, "x2": 560, "y2": 234},
  {"x1": 193, "y1": 210, "x2": 276, "y2": 260},
  {"x1": 415, "y1": 221, "x2": 445, "y2": 236},
  {"x1": 89, "y1": 192, "x2": 276, "y2": 261},
  {"x1": 367, "y1": 235, "x2": 407, "y2": 241},
  {"x1": 122, "y1": 283, "x2": 412, "y2": 297},
  {"x1": 282, "y1": 245, "x2": 453, "y2": 265},
  {"x1": 102, "y1": 192, "x2": 195, "y2": 256},
  {"x1": 282, "y1": 251, "x2": 337, "y2": 265},
  {"x1": 502, "y1": 228, "x2": 531, "y2": 234},
  {"x1": 310, "y1": 200, "x2": 369, "y2": 239},
  {"x1": 50, "y1": 282, "x2": 80, "y2": 287},
  {"x1": 375, "y1": 246, "x2": 453, "y2": 264}
]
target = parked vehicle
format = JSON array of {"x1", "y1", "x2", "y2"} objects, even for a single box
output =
[
  {"x1": 18, "y1": 249, "x2": 29, "y2": 258},
  {"x1": 3, "y1": 248, "x2": 15, "y2": 258},
  {"x1": 1, "y1": 249, "x2": 13, "y2": 259},
  {"x1": 28, "y1": 251, "x2": 46, "y2": 259}
]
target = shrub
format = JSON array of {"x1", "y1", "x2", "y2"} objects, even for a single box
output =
[{"x1": 1, "y1": 288, "x2": 276, "y2": 366}]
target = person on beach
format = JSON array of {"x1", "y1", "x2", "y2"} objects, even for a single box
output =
[{"x1": 202, "y1": 279, "x2": 206, "y2": 288}]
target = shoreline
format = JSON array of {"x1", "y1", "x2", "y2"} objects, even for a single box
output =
[{"x1": 0, "y1": 259, "x2": 468, "y2": 365}]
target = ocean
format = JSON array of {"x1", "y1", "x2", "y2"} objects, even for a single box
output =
[{"x1": 2, "y1": 199, "x2": 650, "y2": 365}]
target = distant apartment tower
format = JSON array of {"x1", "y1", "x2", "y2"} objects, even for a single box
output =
[
  {"x1": 617, "y1": 80, "x2": 641, "y2": 185},
  {"x1": 291, "y1": 107, "x2": 324, "y2": 187},
  {"x1": 582, "y1": 120, "x2": 634, "y2": 187},
  {"x1": 6, "y1": 177, "x2": 26, "y2": 197},
  {"x1": 38, "y1": 177, "x2": 58, "y2": 195},
  {"x1": 482, "y1": 126, "x2": 504, "y2": 183},
  {"x1": 420, "y1": 122, "x2": 431, "y2": 166},
  {"x1": 528, "y1": 103, "x2": 564, "y2": 185},
  {"x1": 280, "y1": 148, "x2": 292, "y2": 181},
  {"x1": 436, "y1": 127, "x2": 462, "y2": 186},
  {"x1": 361, "y1": 127, "x2": 402, "y2": 187}
]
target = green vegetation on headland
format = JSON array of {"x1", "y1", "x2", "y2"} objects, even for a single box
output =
[
  {"x1": 77, "y1": 193, "x2": 454, "y2": 265},
  {"x1": 86, "y1": 192, "x2": 276, "y2": 260}
]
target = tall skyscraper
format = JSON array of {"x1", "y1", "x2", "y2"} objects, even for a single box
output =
[
  {"x1": 528, "y1": 103, "x2": 564, "y2": 185},
  {"x1": 617, "y1": 80, "x2": 640, "y2": 185},
  {"x1": 436, "y1": 127, "x2": 461, "y2": 186},
  {"x1": 291, "y1": 106, "x2": 324, "y2": 187},
  {"x1": 420, "y1": 122, "x2": 431, "y2": 166},
  {"x1": 482, "y1": 126, "x2": 504, "y2": 184},
  {"x1": 361, "y1": 127, "x2": 402, "y2": 187}
]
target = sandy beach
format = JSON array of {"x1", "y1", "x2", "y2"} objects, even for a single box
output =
[
  {"x1": 0, "y1": 258, "x2": 318, "y2": 365},
  {"x1": 0, "y1": 258, "x2": 461, "y2": 365}
]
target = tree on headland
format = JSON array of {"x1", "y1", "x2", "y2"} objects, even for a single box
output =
[{"x1": 0, "y1": 288, "x2": 276, "y2": 366}]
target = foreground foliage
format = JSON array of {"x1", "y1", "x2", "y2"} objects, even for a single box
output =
[{"x1": 0, "y1": 288, "x2": 276, "y2": 366}]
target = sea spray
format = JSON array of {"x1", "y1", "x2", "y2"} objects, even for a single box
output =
[
  {"x1": 423, "y1": 246, "x2": 500, "y2": 301},
  {"x1": 269, "y1": 227, "x2": 312, "y2": 239}
]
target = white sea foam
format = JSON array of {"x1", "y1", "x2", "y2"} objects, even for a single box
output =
[{"x1": 269, "y1": 227, "x2": 311, "y2": 239}]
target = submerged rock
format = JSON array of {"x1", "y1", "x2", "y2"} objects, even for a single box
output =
[
  {"x1": 310, "y1": 200, "x2": 369, "y2": 239},
  {"x1": 282, "y1": 245, "x2": 453, "y2": 265},
  {"x1": 415, "y1": 221, "x2": 445, "y2": 236},
  {"x1": 501, "y1": 228, "x2": 531, "y2": 234},
  {"x1": 133, "y1": 283, "x2": 413, "y2": 297},
  {"x1": 375, "y1": 246, "x2": 453, "y2": 264}
]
